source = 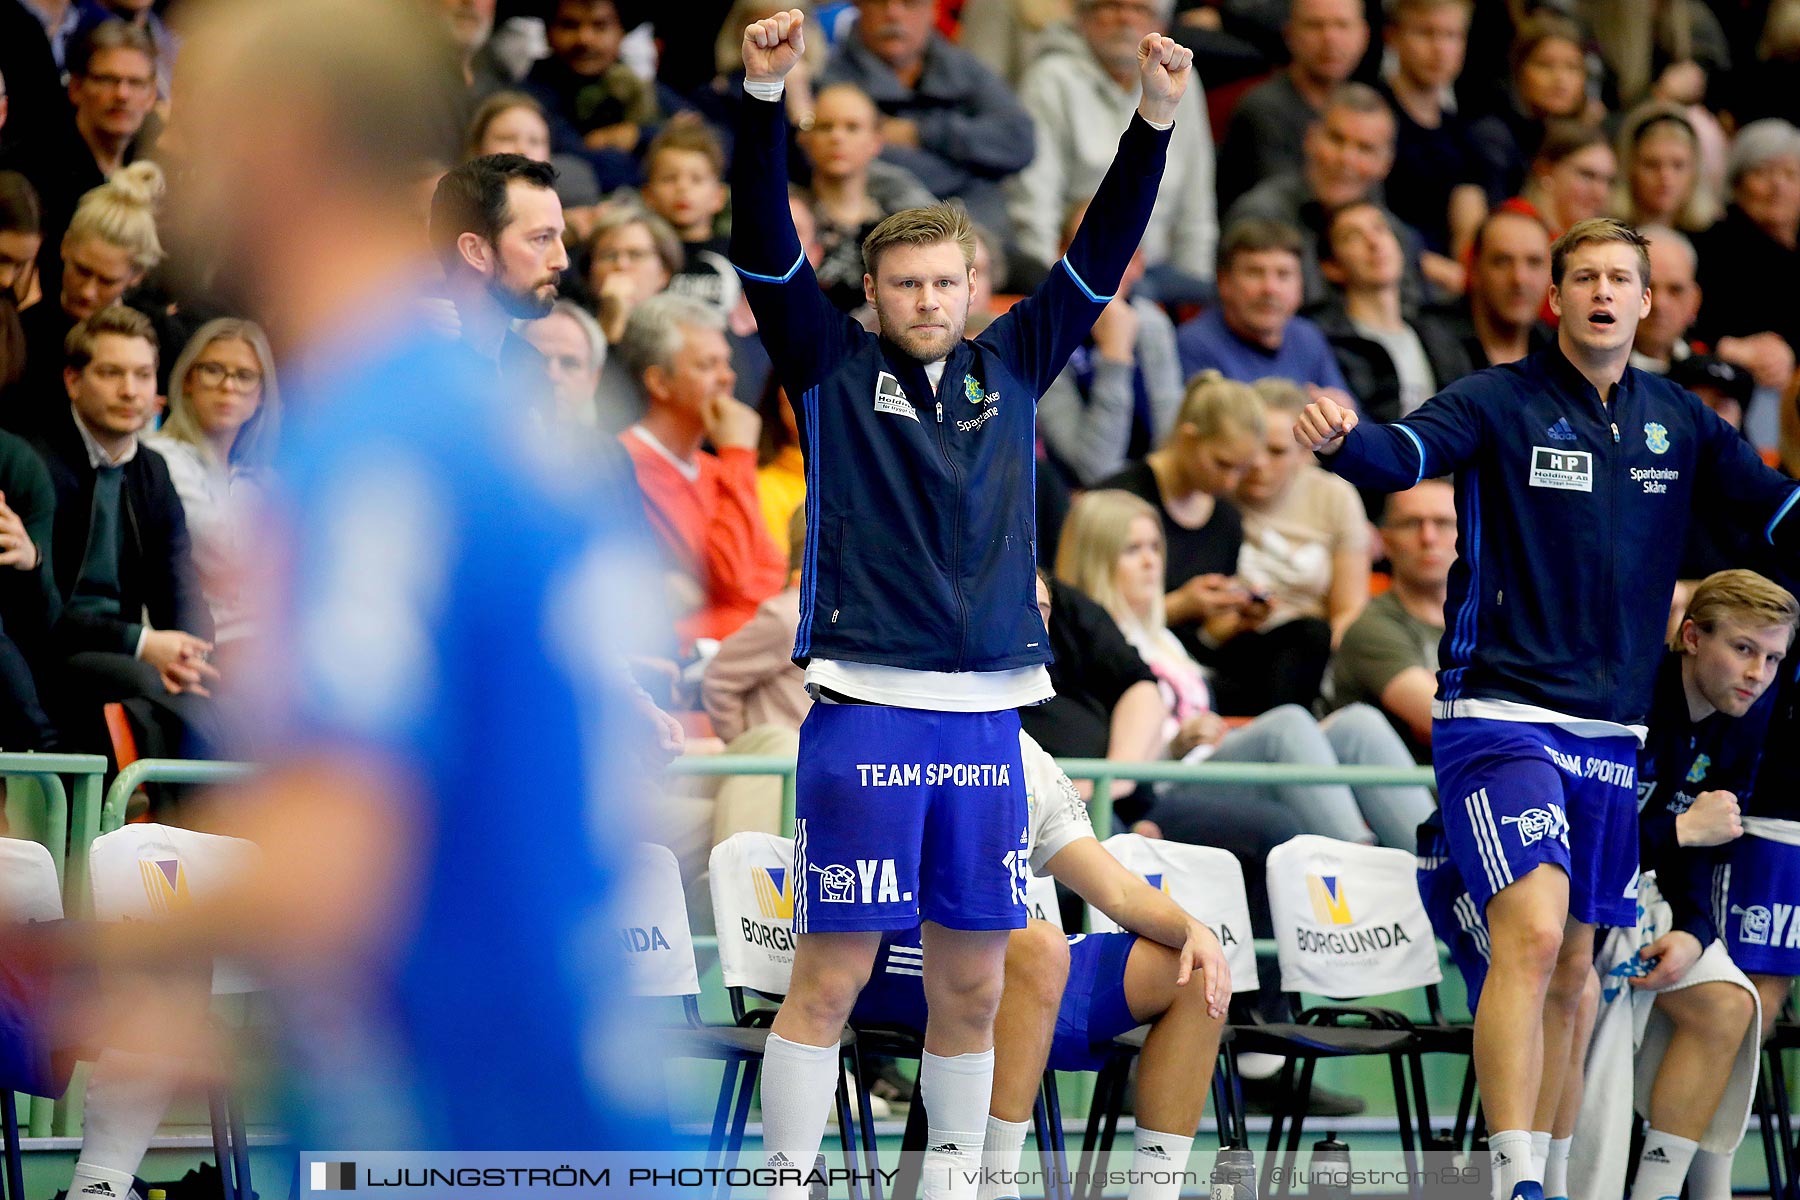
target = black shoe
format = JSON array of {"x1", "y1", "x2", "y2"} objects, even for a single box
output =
[{"x1": 1240, "y1": 1073, "x2": 1367, "y2": 1117}]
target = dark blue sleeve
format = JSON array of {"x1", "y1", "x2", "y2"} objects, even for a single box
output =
[
  {"x1": 1321, "y1": 376, "x2": 1487, "y2": 492},
  {"x1": 1640, "y1": 803, "x2": 1718, "y2": 948},
  {"x1": 980, "y1": 114, "x2": 1172, "y2": 400},
  {"x1": 729, "y1": 92, "x2": 862, "y2": 398},
  {"x1": 1645, "y1": 708, "x2": 1771, "y2": 950}
]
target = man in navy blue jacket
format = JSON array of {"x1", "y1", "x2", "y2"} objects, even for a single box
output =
[
  {"x1": 1296, "y1": 217, "x2": 1800, "y2": 1200},
  {"x1": 1418, "y1": 569, "x2": 1791, "y2": 1200},
  {"x1": 731, "y1": 10, "x2": 1189, "y2": 1196}
]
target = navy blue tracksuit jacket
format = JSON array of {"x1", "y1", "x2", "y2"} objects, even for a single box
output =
[
  {"x1": 1323, "y1": 348, "x2": 1800, "y2": 725},
  {"x1": 1637, "y1": 650, "x2": 1774, "y2": 946},
  {"x1": 730, "y1": 92, "x2": 1169, "y2": 674}
]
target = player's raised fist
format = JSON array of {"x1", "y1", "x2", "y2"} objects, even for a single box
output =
[
  {"x1": 1136, "y1": 33, "x2": 1193, "y2": 124},
  {"x1": 744, "y1": 9, "x2": 806, "y2": 84},
  {"x1": 1294, "y1": 395, "x2": 1358, "y2": 456},
  {"x1": 1677, "y1": 789, "x2": 1744, "y2": 848}
]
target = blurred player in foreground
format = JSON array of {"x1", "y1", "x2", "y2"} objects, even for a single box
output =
[{"x1": 39, "y1": 0, "x2": 676, "y2": 1153}]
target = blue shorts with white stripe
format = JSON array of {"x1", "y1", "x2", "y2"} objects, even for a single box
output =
[
  {"x1": 1417, "y1": 811, "x2": 1494, "y2": 1009},
  {"x1": 850, "y1": 927, "x2": 1142, "y2": 1069},
  {"x1": 1433, "y1": 717, "x2": 1640, "y2": 930}
]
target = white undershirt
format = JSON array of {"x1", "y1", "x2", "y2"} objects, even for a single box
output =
[
  {"x1": 1432, "y1": 697, "x2": 1646, "y2": 745},
  {"x1": 1350, "y1": 320, "x2": 1435, "y2": 416},
  {"x1": 628, "y1": 424, "x2": 700, "y2": 483}
]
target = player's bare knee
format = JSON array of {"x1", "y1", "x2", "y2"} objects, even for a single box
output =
[
  {"x1": 1545, "y1": 951, "x2": 1593, "y2": 1009},
  {"x1": 1693, "y1": 983, "x2": 1756, "y2": 1044},
  {"x1": 926, "y1": 966, "x2": 1008, "y2": 1037},
  {"x1": 1165, "y1": 959, "x2": 1221, "y2": 1026},
  {"x1": 1490, "y1": 912, "x2": 1565, "y2": 984},
  {"x1": 788, "y1": 956, "x2": 873, "y2": 1029},
  {"x1": 1004, "y1": 922, "x2": 1070, "y2": 1010},
  {"x1": 1574, "y1": 964, "x2": 1600, "y2": 1023}
]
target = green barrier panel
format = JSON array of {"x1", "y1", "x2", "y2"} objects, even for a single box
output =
[
  {"x1": 101, "y1": 758, "x2": 259, "y2": 834},
  {"x1": 0, "y1": 752, "x2": 108, "y2": 1138},
  {"x1": 101, "y1": 756, "x2": 1443, "y2": 1139}
]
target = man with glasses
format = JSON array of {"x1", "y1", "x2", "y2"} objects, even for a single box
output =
[
  {"x1": 1324, "y1": 477, "x2": 1455, "y2": 762},
  {"x1": 1010, "y1": 0, "x2": 1217, "y2": 301},
  {"x1": 819, "y1": 0, "x2": 1036, "y2": 240},
  {"x1": 16, "y1": 19, "x2": 157, "y2": 283}
]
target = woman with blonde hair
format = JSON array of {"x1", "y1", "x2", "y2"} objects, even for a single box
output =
[
  {"x1": 13, "y1": 162, "x2": 165, "y2": 436},
  {"x1": 1056, "y1": 487, "x2": 1434, "y2": 851},
  {"x1": 1613, "y1": 103, "x2": 1721, "y2": 232},
  {"x1": 145, "y1": 319, "x2": 281, "y2": 653},
  {"x1": 1235, "y1": 378, "x2": 1372, "y2": 647},
  {"x1": 1099, "y1": 370, "x2": 1321, "y2": 712}
]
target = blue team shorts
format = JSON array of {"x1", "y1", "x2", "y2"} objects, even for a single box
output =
[
  {"x1": 1048, "y1": 932, "x2": 1142, "y2": 1071},
  {"x1": 848, "y1": 928, "x2": 1142, "y2": 1069},
  {"x1": 1433, "y1": 719, "x2": 1640, "y2": 929},
  {"x1": 1416, "y1": 812, "x2": 1494, "y2": 1011},
  {"x1": 795, "y1": 703, "x2": 1028, "y2": 934},
  {"x1": 1719, "y1": 831, "x2": 1800, "y2": 975}
]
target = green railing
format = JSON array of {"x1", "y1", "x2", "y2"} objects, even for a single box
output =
[
  {"x1": 58, "y1": 754, "x2": 1436, "y2": 1144},
  {"x1": 669, "y1": 754, "x2": 1437, "y2": 835},
  {"x1": 0, "y1": 752, "x2": 109, "y2": 910},
  {"x1": 100, "y1": 758, "x2": 260, "y2": 834}
]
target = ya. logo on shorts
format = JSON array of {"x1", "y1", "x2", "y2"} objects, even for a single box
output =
[{"x1": 812, "y1": 858, "x2": 910, "y2": 905}]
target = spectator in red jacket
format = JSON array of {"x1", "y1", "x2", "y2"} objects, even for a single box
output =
[{"x1": 616, "y1": 292, "x2": 786, "y2": 647}]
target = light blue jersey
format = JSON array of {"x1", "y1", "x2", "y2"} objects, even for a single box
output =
[{"x1": 257, "y1": 317, "x2": 665, "y2": 1150}]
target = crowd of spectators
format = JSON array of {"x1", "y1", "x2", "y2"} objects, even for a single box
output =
[{"x1": 2, "y1": 0, "x2": 1799, "y2": 982}]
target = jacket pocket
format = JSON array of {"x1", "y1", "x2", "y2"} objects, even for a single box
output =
[{"x1": 823, "y1": 516, "x2": 845, "y2": 624}]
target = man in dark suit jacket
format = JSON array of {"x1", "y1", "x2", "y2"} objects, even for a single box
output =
[
  {"x1": 0, "y1": 425, "x2": 59, "y2": 748},
  {"x1": 35, "y1": 305, "x2": 217, "y2": 760}
]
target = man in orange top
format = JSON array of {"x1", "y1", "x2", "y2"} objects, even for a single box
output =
[{"x1": 616, "y1": 292, "x2": 787, "y2": 645}]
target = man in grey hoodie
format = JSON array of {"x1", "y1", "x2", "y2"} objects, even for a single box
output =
[{"x1": 1009, "y1": 0, "x2": 1216, "y2": 301}]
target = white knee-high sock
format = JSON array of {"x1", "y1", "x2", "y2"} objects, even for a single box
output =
[
  {"x1": 1529, "y1": 1130, "x2": 1551, "y2": 1180},
  {"x1": 1543, "y1": 1137, "x2": 1572, "y2": 1199},
  {"x1": 975, "y1": 1115, "x2": 1028, "y2": 1200},
  {"x1": 71, "y1": 1048, "x2": 183, "y2": 1195},
  {"x1": 67, "y1": 1165, "x2": 136, "y2": 1200},
  {"x1": 760, "y1": 1034, "x2": 841, "y2": 1200},
  {"x1": 920, "y1": 1049, "x2": 994, "y2": 1200},
  {"x1": 1683, "y1": 1147, "x2": 1734, "y2": 1200},
  {"x1": 1127, "y1": 1128, "x2": 1196, "y2": 1200},
  {"x1": 1489, "y1": 1129, "x2": 1535, "y2": 1200},
  {"x1": 1628, "y1": 1130, "x2": 1698, "y2": 1200}
]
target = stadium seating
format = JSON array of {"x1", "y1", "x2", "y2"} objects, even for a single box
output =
[
  {"x1": 1238, "y1": 835, "x2": 1452, "y2": 1200},
  {"x1": 87, "y1": 824, "x2": 260, "y2": 1200}
]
